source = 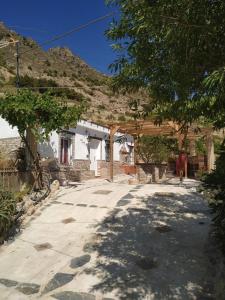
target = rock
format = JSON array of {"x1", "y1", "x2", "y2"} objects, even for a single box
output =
[
  {"x1": 50, "y1": 180, "x2": 60, "y2": 193},
  {"x1": 23, "y1": 199, "x2": 33, "y2": 212},
  {"x1": 83, "y1": 243, "x2": 96, "y2": 253},
  {"x1": 16, "y1": 202, "x2": 24, "y2": 212},
  {"x1": 42, "y1": 273, "x2": 75, "y2": 294},
  {"x1": 16, "y1": 282, "x2": 40, "y2": 295},
  {"x1": 27, "y1": 206, "x2": 35, "y2": 216},
  {"x1": 70, "y1": 255, "x2": 91, "y2": 269},
  {"x1": 0, "y1": 278, "x2": 18, "y2": 287}
]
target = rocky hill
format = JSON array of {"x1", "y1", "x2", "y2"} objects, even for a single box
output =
[{"x1": 0, "y1": 22, "x2": 144, "y2": 123}]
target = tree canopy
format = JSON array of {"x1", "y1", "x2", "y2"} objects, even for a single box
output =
[
  {"x1": 106, "y1": 0, "x2": 225, "y2": 127},
  {"x1": 0, "y1": 89, "x2": 86, "y2": 141},
  {"x1": 138, "y1": 135, "x2": 178, "y2": 164}
]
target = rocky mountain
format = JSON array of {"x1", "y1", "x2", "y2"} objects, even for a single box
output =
[{"x1": 0, "y1": 22, "x2": 144, "y2": 123}]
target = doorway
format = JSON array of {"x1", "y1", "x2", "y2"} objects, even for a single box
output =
[
  {"x1": 89, "y1": 138, "x2": 101, "y2": 176},
  {"x1": 60, "y1": 138, "x2": 70, "y2": 164}
]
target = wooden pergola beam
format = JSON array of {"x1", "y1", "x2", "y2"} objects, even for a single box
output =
[{"x1": 104, "y1": 119, "x2": 215, "y2": 181}]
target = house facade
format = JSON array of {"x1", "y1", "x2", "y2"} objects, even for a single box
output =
[{"x1": 0, "y1": 117, "x2": 134, "y2": 180}]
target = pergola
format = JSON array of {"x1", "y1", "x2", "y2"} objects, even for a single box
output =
[{"x1": 107, "y1": 120, "x2": 215, "y2": 182}]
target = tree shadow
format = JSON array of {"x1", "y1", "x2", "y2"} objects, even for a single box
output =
[{"x1": 85, "y1": 192, "x2": 213, "y2": 299}]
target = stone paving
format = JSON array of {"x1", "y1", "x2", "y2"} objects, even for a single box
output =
[{"x1": 0, "y1": 177, "x2": 215, "y2": 299}]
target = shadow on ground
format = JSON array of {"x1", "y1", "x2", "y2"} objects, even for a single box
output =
[{"x1": 85, "y1": 192, "x2": 214, "y2": 300}]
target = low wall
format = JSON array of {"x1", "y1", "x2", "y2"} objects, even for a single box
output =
[
  {"x1": 41, "y1": 159, "x2": 95, "y2": 183},
  {"x1": 97, "y1": 160, "x2": 125, "y2": 179},
  {"x1": 72, "y1": 159, "x2": 91, "y2": 171}
]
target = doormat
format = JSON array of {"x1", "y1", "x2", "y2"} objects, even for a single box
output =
[{"x1": 93, "y1": 190, "x2": 112, "y2": 195}]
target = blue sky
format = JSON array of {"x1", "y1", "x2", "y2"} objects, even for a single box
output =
[{"x1": 1, "y1": 0, "x2": 118, "y2": 74}]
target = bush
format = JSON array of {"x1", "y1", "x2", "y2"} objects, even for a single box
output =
[
  {"x1": 202, "y1": 139, "x2": 225, "y2": 253},
  {"x1": 118, "y1": 115, "x2": 126, "y2": 122},
  {"x1": 98, "y1": 104, "x2": 106, "y2": 110},
  {"x1": 0, "y1": 191, "x2": 16, "y2": 242},
  {"x1": 138, "y1": 136, "x2": 178, "y2": 164}
]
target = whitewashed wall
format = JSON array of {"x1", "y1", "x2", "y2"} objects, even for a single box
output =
[
  {"x1": 0, "y1": 117, "x2": 134, "y2": 163},
  {"x1": 0, "y1": 117, "x2": 20, "y2": 139}
]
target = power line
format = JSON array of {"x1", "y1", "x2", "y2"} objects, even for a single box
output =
[{"x1": 0, "y1": 12, "x2": 115, "y2": 64}]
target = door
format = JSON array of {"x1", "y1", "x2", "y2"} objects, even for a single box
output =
[
  {"x1": 60, "y1": 138, "x2": 69, "y2": 164},
  {"x1": 89, "y1": 139, "x2": 100, "y2": 176}
]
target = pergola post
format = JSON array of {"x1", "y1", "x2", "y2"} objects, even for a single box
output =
[
  {"x1": 177, "y1": 133, "x2": 188, "y2": 178},
  {"x1": 133, "y1": 135, "x2": 140, "y2": 181},
  {"x1": 109, "y1": 126, "x2": 119, "y2": 182},
  {"x1": 189, "y1": 138, "x2": 196, "y2": 157},
  {"x1": 206, "y1": 133, "x2": 215, "y2": 172}
]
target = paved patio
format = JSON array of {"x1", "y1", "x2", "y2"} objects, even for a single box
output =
[{"x1": 0, "y1": 178, "x2": 214, "y2": 299}]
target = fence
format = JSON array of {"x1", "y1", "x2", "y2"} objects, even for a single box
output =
[{"x1": 0, "y1": 169, "x2": 32, "y2": 192}]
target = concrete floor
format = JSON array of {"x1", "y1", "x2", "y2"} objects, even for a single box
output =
[{"x1": 0, "y1": 177, "x2": 214, "y2": 300}]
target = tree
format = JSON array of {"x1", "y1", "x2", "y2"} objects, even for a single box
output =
[
  {"x1": 138, "y1": 135, "x2": 178, "y2": 164},
  {"x1": 106, "y1": 0, "x2": 225, "y2": 128},
  {"x1": 0, "y1": 89, "x2": 85, "y2": 142},
  {"x1": 0, "y1": 89, "x2": 86, "y2": 173}
]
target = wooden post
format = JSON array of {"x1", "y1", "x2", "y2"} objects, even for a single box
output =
[
  {"x1": 134, "y1": 135, "x2": 140, "y2": 182},
  {"x1": 189, "y1": 138, "x2": 196, "y2": 157},
  {"x1": 184, "y1": 158, "x2": 188, "y2": 179},
  {"x1": 177, "y1": 132, "x2": 188, "y2": 178},
  {"x1": 109, "y1": 126, "x2": 119, "y2": 182},
  {"x1": 206, "y1": 133, "x2": 215, "y2": 172}
]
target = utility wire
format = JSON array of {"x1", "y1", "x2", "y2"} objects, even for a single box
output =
[{"x1": 0, "y1": 12, "x2": 115, "y2": 64}]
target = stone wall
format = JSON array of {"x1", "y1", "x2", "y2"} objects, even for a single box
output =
[
  {"x1": 42, "y1": 159, "x2": 95, "y2": 183},
  {"x1": 138, "y1": 163, "x2": 167, "y2": 183},
  {"x1": 97, "y1": 160, "x2": 125, "y2": 179},
  {"x1": 0, "y1": 137, "x2": 21, "y2": 158},
  {"x1": 72, "y1": 159, "x2": 91, "y2": 171}
]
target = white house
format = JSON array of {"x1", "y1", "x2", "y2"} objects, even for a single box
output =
[{"x1": 0, "y1": 117, "x2": 134, "y2": 179}]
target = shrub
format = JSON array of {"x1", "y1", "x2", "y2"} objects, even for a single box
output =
[
  {"x1": 45, "y1": 60, "x2": 51, "y2": 67},
  {"x1": 202, "y1": 139, "x2": 225, "y2": 253},
  {"x1": 0, "y1": 191, "x2": 16, "y2": 242},
  {"x1": 98, "y1": 104, "x2": 106, "y2": 110},
  {"x1": 118, "y1": 115, "x2": 126, "y2": 122},
  {"x1": 138, "y1": 136, "x2": 178, "y2": 164}
]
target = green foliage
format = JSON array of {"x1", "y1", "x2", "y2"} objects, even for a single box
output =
[
  {"x1": 118, "y1": 115, "x2": 126, "y2": 122},
  {"x1": 0, "y1": 54, "x2": 6, "y2": 67},
  {"x1": 106, "y1": 0, "x2": 225, "y2": 128},
  {"x1": 8, "y1": 75, "x2": 87, "y2": 102},
  {"x1": 138, "y1": 135, "x2": 178, "y2": 164},
  {"x1": 195, "y1": 138, "x2": 206, "y2": 155},
  {"x1": 203, "y1": 139, "x2": 225, "y2": 253},
  {"x1": 0, "y1": 89, "x2": 86, "y2": 141},
  {"x1": 0, "y1": 191, "x2": 16, "y2": 241},
  {"x1": 98, "y1": 104, "x2": 106, "y2": 111},
  {"x1": 9, "y1": 75, "x2": 58, "y2": 92},
  {"x1": 44, "y1": 60, "x2": 51, "y2": 67}
]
